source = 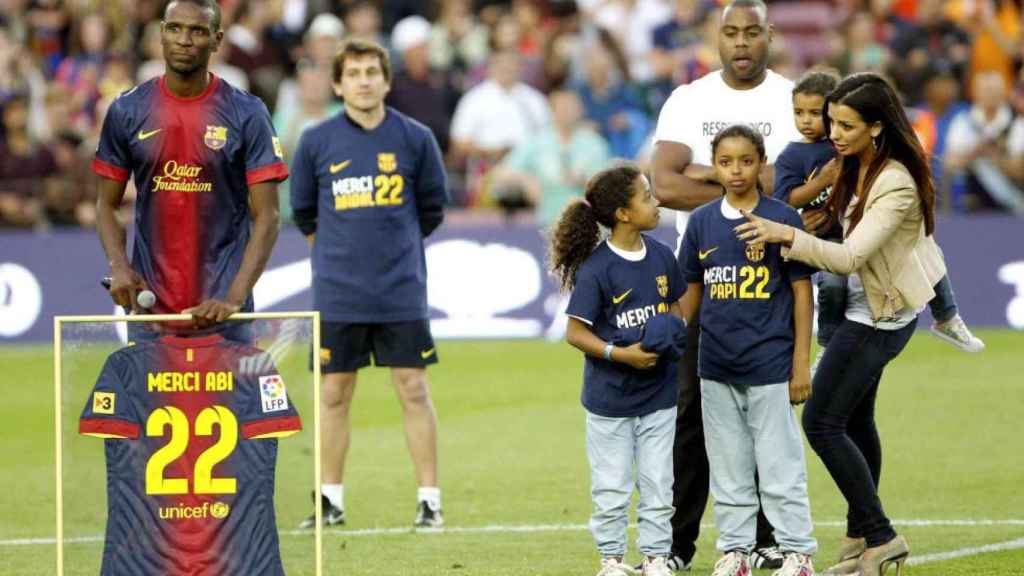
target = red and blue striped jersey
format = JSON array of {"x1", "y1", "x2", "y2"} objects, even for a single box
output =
[
  {"x1": 79, "y1": 334, "x2": 302, "y2": 576},
  {"x1": 93, "y1": 75, "x2": 288, "y2": 314}
]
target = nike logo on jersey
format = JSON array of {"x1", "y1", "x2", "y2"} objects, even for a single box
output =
[
  {"x1": 699, "y1": 247, "x2": 718, "y2": 260},
  {"x1": 612, "y1": 289, "x2": 633, "y2": 304},
  {"x1": 420, "y1": 348, "x2": 436, "y2": 359},
  {"x1": 138, "y1": 128, "x2": 162, "y2": 141},
  {"x1": 329, "y1": 160, "x2": 351, "y2": 174}
]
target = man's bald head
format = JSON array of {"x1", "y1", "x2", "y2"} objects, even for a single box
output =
[{"x1": 722, "y1": 0, "x2": 768, "y2": 25}]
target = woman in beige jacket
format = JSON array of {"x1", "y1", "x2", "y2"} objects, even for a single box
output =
[{"x1": 735, "y1": 73, "x2": 940, "y2": 576}]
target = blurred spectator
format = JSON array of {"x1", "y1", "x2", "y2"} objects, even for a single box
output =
[
  {"x1": 960, "y1": 0, "x2": 1021, "y2": 98},
  {"x1": 0, "y1": 93, "x2": 54, "y2": 228},
  {"x1": 492, "y1": 88, "x2": 610, "y2": 226},
  {"x1": 450, "y1": 49, "x2": 550, "y2": 205},
  {"x1": 25, "y1": 0, "x2": 70, "y2": 75},
  {"x1": 303, "y1": 11, "x2": 344, "y2": 66},
  {"x1": 273, "y1": 58, "x2": 342, "y2": 223},
  {"x1": 914, "y1": 59, "x2": 969, "y2": 197},
  {"x1": 342, "y1": 0, "x2": 383, "y2": 44},
  {"x1": 0, "y1": 23, "x2": 48, "y2": 141},
  {"x1": 541, "y1": 3, "x2": 582, "y2": 91},
  {"x1": 831, "y1": 11, "x2": 890, "y2": 75},
  {"x1": 582, "y1": 0, "x2": 672, "y2": 83},
  {"x1": 274, "y1": 13, "x2": 343, "y2": 125},
  {"x1": 888, "y1": 0, "x2": 970, "y2": 105},
  {"x1": 571, "y1": 29, "x2": 650, "y2": 159},
  {"x1": 429, "y1": 0, "x2": 490, "y2": 90},
  {"x1": 649, "y1": 0, "x2": 709, "y2": 109},
  {"x1": 468, "y1": 10, "x2": 544, "y2": 89},
  {"x1": 226, "y1": 0, "x2": 286, "y2": 110},
  {"x1": 386, "y1": 15, "x2": 458, "y2": 153},
  {"x1": 945, "y1": 71, "x2": 1024, "y2": 214},
  {"x1": 54, "y1": 11, "x2": 111, "y2": 132},
  {"x1": 43, "y1": 131, "x2": 95, "y2": 226}
]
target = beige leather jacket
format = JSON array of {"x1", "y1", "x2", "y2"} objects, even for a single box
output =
[{"x1": 783, "y1": 160, "x2": 946, "y2": 322}]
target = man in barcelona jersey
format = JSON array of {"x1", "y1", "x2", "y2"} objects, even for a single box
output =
[
  {"x1": 79, "y1": 334, "x2": 302, "y2": 575},
  {"x1": 94, "y1": 0, "x2": 288, "y2": 332},
  {"x1": 290, "y1": 39, "x2": 449, "y2": 528}
]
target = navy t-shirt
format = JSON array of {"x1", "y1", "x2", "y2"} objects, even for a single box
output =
[
  {"x1": 681, "y1": 198, "x2": 813, "y2": 385},
  {"x1": 565, "y1": 236, "x2": 685, "y2": 418},
  {"x1": 773, "y1": 138, "x2": 840, "y2": 239},
  {"x1": 772, "y1": 139, "x2": 837, "y2": 209},
  {"x1": 290, "y1": 107, "x2": 449, "y2": 322}
]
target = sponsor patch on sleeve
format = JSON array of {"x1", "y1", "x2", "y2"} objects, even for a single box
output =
[
  {"x1": 259, "y1": 375, "x2": 289, "y2": 413},
  {"x1": 93, "y1": 392, "x2": 116, "y2": 415}
]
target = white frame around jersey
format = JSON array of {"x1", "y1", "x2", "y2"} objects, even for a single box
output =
[{"x1": 53, "y1": 312, "x2": 322, "y2": 576}]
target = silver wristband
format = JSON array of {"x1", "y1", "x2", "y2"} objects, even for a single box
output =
[{"x1": 603, "y1": 343, "x2": 614, "y2": 361}]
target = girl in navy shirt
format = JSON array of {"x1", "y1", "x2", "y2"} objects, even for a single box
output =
[
  {"x1": 552, "y1": 164, "x2": 685, "y2": 576},
  {"x1": 680, "y1": 125, "x2": 817, "y2": 576}
]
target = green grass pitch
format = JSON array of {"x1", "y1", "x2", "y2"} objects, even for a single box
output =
[{"x1": 1, "y1": 330, "x2": 1022, "y2": 575}]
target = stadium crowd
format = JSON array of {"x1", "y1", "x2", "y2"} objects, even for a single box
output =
[{"x1": 2, "y1": 0, "x2": 1024, "y2": 229}]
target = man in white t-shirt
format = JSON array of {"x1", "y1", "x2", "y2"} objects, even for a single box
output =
[{"x1": 650, "y1": 0, "x2": 800, "y2": 571}]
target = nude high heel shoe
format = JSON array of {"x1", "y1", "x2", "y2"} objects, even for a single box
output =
[
  {"x1": 858, "y1": 535, "x2": 909, "y2": 576},
  {"x1": 822, "y1": 537, "x2": 866, "y2": 575}
]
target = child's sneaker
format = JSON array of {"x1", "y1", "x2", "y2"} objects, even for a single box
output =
[
  {"x1": 751, "y1": 545, "x2": 785, "y2": 569},
  {"x1": 771, "y1": 552, "x2": 814, "y2": 576},
  {"x1": 642, "y1": 556, "x2": 673, "y2": 576},
  {"x1": 596, "y1": 557, "x2": 635, "y2": 576},
  {"x1": 931, "y1": 314, "x2": 985, "y2": 352},
  {"x1": 711, "y1": 550, "x2": 751, "y2": 576}
]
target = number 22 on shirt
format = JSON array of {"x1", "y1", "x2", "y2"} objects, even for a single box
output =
[{"x1": 145, "y1": 405, "x2": 238, "y2": 495}]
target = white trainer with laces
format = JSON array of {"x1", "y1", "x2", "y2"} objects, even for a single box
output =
[
  {"x1": 931, "y1": 314, "x2": 985, "y2": 353},
  {"x1": 642, "y1": 556, "x2": 673, "y2": 576},
  {"x1": 596, "y1": 557, "x2": 636, "y2": 576},
  {"x1": 711, "y1": 551, "x2": 751, "y2": 576},
  {"x1": 771, "y1": 552, "x2": 815, "y2": 576}
]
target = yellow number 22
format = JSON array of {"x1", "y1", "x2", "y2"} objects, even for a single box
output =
[
  {"x1": 145, "y1": 405, "x2": 239, "y2": 495},
  {"x1": 738, "y1": 266, "x2": 771, "y2": 299}
]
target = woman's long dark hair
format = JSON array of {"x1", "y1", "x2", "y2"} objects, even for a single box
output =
[
  {"x1": 550, "y1": 165, "x2": 640, "y2": 292},
  {"x1": 824, "y1": 73, "x2": 935, "y2": 236}
]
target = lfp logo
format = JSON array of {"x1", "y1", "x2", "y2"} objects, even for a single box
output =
[{"x1": 258, "y1": 375, "x2": 289, "y2": 413}]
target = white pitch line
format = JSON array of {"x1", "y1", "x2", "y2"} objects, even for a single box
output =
[
  {"x1": 3, "y1": 519, "x2": 1023, "y2": 547},
  {"x1": 908, "y1": 537, "x2": 1024, "y2": 566}
]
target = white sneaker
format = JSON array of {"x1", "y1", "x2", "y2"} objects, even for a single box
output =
[
  {"x1": 772, "y1": 552, "x2": 815, "y2": 576},
  {"x1": 711, "y1": 551, "x2": 751, "y2": 576},
  {"x1": 931, "y1": 314, "x2": 985, "y2": 353},
  {"x1": 642, "y1": 556, "x2": 673, "y2": 576},
  {"x1": 597, "y1": 557, "x2": 636, "y2": 576}
]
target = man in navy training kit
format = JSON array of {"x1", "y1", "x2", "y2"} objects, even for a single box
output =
[{"x1": 290, "y1": 39, "x2": 449, "y2": 528}]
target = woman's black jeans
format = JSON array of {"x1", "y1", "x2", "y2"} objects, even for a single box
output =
[{"x1": 802, "y1": 316, "x2": 917, "y2": 547}]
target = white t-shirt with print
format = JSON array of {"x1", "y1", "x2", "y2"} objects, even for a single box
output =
[{"x1": 654, "y1": 69, "x2": 801, "y2": 241}]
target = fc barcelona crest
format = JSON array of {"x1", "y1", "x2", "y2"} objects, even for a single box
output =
[
  {"x1": 204, "y1": 125, "x2": 228, "y2": 150},
  {"x1": 656, "y1": 275, "x2": 669, "y2": 298},
  {"x1": 746, "y1": 242, "x2": 765, "y2": 262},
  {"x1": 378, "y1": 152, "x2": 397, "y2": 173}
]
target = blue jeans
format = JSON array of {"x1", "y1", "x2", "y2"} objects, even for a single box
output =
[
  {"x1": 801, "y1": 317, "x2": 917, "y2": 547},
  {"x1": 816, "y1": 272, "x2": 848, "y2": 347},
  {"x1": 701, "y1": 380, "x2": 817, "y2": 555},
  {"x1": 816, "y1": 275, "x2": 958, "y2": 347},
  {"x1": 586, "y1": 407, "x2": 676, "y2": 558},
  {"x1": 929, "y1": 274, "x2": 958, "y2": 323}
]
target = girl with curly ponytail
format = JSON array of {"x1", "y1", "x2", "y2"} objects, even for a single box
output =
[{"x1": 552, "y1": 163, "x2": 688, "y2": 575}]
